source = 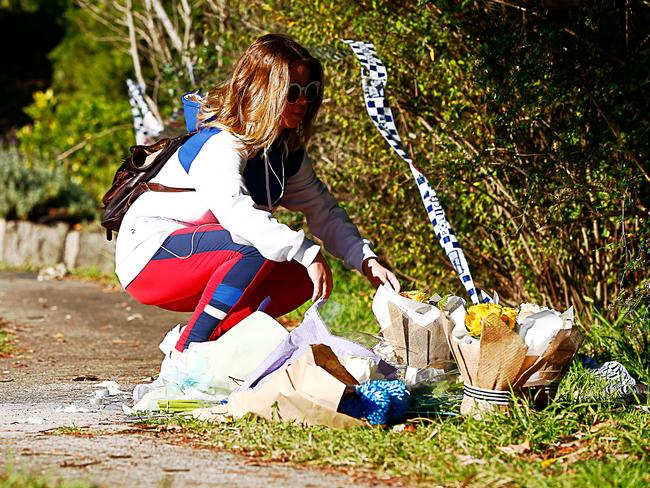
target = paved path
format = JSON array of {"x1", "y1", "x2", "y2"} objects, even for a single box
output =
[{"x1": 0, "y1": 272, "x2": 381, "y2": 487}]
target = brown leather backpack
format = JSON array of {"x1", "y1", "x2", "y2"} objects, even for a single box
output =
[{"x1": 101, "y1": 132, "x2": 196, "y2": 240}]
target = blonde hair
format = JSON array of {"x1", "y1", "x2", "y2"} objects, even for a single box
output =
[{"x1": 199, "y1": 34, "x2": 323, "y2": 156}]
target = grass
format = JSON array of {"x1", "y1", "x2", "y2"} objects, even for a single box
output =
[
  {"x1": 149, "y1": 385, "x2": 649, "y2": 486},
  {"x1": 0, "y1": 320, "x2": 16, "y2": 357},
  {"x1": 0, "y1": 262, "x2": 119, "y2": 287},
  {"x1": 0, "y1": 464, "x2": 95, "y2": 488},
  {"x1": 66, "y1": 267, "x2": 119, "y2": 287},
  {"x1": 0, "y1": 330, "x2": 14, "y2": 356},
  {"x1": 582, "y1": 304, "x2": 649, "y2": 385},
  {"x1": 0, "y1": 262, "x2": 39, "y2": 273},
  {"x1": 49, "y1": 427, "x2": 98, "y2": 437}
]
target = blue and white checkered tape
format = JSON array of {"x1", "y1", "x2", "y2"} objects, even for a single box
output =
[
  {"x1": 343, "y1": 40, "x2": 491, "y2": 304},
  {"x1": 126, "y1": 79, "x2": 163, "y2": 144}
]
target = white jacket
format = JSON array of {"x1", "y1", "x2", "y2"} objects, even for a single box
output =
[{"x1": 115, "y1": 129, "x2": 376, "y2": 287}]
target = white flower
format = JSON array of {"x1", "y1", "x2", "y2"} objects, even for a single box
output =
[{"x1": 517, "y1": 302, "x2": 549, "y2": 325}]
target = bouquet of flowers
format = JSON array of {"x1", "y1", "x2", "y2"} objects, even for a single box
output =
[
  {"x1": 441, "y1": 301, "x2": 582, "y2": 416},
  {"x1": 371, "y1": 284, "x2": 453, "y2": 369}
]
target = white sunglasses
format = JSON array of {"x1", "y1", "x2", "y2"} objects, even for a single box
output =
[{"x1": 287, "y1": 81, "x2": 321, "y2": 103}]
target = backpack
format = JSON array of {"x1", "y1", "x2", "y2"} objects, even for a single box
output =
[{"x1": 101, "y1": 131, "x2": 196, "y2": 240}]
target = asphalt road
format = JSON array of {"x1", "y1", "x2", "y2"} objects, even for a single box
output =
[{"x1": 0, "y1": 272, "x2": 383, "y2": 487}]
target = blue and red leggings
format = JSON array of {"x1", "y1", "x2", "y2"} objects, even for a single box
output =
[{"x1": 126, "y1": 224, "x2": 312, "y2": 351}]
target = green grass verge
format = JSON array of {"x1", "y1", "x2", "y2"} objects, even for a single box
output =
[
  {"x1": 151, "y1": 392, "x2": 649, "y2": 487},
  {"x1": 66, "y1": 266, "x2": 119, "y2": 286},
  {"x1": 0, "y1": 464, "x2": 95, "y2": 488},
  {"x1": 0, "y1": 262, "x2": 39, "y2": 273},
  {"x1": 0, "y1": 262, "x2": 119, "y2": 287}
]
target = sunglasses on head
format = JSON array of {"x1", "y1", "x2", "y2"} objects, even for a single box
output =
[{"x1": 287, "y1": 81, "x2": 321, "y2": 104}]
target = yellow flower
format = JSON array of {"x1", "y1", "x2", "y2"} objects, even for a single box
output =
[
  {"x1": 465, "y1": 303, "x2": 518, "y2": 337},
  {"x1": 400, "y1": 290, "x2": 429, "y2": 303}
]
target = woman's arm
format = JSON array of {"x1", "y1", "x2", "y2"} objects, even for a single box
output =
[
  {"x1": 282, "y1": 152, "x2": 376, "y2": 271},
  {"x1": 283, "y1": 152, "x2": 399, "y2": 290}
]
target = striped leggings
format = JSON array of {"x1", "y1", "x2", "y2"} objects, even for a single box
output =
[{"x1": 126, "y1": 224, "x2": 312, "y2": 351}]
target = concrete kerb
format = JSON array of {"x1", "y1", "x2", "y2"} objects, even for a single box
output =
[{"x1": 0, "y1": 218, "x2": 115, "y2": 275}]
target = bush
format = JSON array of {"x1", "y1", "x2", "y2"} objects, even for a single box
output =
[
  {"x1": 15, "y1": 2, "x2": 134, "y2": 205},
  {"x1": 252, "y1": 0, "x2": 648, "y2": 318},
  {"x1": 0, "y1": 147, "x2": 97, "y2": 223}
]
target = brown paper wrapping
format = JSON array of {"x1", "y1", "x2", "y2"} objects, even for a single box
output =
[
  {"x1": 440, "y1": 311, "x2": 582, "y2": 417},
  {"x1": 384, "y1": 302, "x2": 452, "y2": 369},
  {"x1": 223, "y1": 344, "x2": 365, "y2": 428}
]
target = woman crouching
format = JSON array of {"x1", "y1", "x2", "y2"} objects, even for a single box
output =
[{"x1": 115, "y1": 34, "x2": 400, "y2": 351}]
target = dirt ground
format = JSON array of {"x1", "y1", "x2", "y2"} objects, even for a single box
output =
[{"x1": 0, "y1": 271, "x2": 390, "y2": 487}]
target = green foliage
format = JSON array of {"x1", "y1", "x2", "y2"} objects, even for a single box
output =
[
  {"x1": 0, "y1": 147, "x2": 97, "y2": 222},
  {"x1": 251, "y1": 0, "x2": 648, "y2": 318},
  {"x1": 15, "y1": 2, "x2": 133, "y2": 206},
  {"x1": 47, "y1": 3, "x2": 131, "y2": 99},
  {"x1": 582, "y1": 303, "x2": 650, "y2": 384},
  {"x1": 17, "y1": 89, "x2": 132, "y2": 202}
]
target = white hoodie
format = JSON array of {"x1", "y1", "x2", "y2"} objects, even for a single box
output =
[{"x1": 114, "y1": 129, "x2": 376, "y2": 287}]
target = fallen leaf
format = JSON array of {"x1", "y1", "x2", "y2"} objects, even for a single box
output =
[
  {"x1": 456, "y1": 454, "x2": 486, "y2": 466},
  {"x1": 60, "y1": 459, "x2": 101, "y2": 468},
  {"x1": 498, "y1": 440, "x2": 531, "y2": 455},
  {"x1": 541, "y1": 458, "x2": 557, "y2": 468}
]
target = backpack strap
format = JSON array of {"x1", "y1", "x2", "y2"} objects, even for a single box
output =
[
  {"x1": 105, "y1": 182, "x2": 195, "y2": 241},
  {"x1": 144, "y1": 182, "x2": 195, "y2": 193},
  {"x1": 127, "y1": 181, "x2": 195, "y2": 207}
]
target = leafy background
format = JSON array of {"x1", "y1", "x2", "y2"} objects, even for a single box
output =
[{"x1": 1, "y1": 0, "x2": 647, "y2": 324}]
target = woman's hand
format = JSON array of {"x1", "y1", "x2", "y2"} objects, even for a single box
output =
[
  {"x1": 362, "y1": 258, "x2": 401, "y2": 292},
  {"x1": 307, "y1": 252, "x2": 333, "y2": 302}
]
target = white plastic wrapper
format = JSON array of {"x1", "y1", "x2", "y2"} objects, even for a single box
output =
[
  {"x1": 372, "y1": 283, "x2": 439, "y2": 330},
  {"x1": 125, "y1": 312, "x2": 289, "y2": 413}
]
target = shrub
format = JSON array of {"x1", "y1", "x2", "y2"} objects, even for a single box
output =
[
  {"x1": 0, "y1": 147, "x2": 97, "y2": 223},
  {"x1": 253, "y1": 0, "x2": 648, "y2": 318}
]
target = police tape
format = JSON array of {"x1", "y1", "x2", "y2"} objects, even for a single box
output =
[{"x1": 344, "y1": 40, "x2": 490, "y2": 304}]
